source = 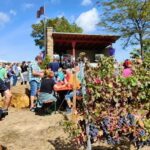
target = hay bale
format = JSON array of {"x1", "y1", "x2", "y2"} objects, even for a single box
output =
[
  {"x1": 11, "y1": 85, "x2": 30, "y2": 108},
  {"x1": 0, "y1": 85, "x2": 30, "y2": 109},
  {"x1": 0, "y1": 99, "x2": 3, "y2": 108},
  {"x1": 11, "y1": 93, "x2": 29, "y2": 108}
]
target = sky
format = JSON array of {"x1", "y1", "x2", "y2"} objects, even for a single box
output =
[{"x1": 0, "y1": 0, "x2": 136, "y2": 62}]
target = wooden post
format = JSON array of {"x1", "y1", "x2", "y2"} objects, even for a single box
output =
[
  {"x1": 72, "y1": 71, "x2": 76, "y2": 113},
  {"x1": 72, "y1": 41, "x2": 77, "y2": 122}
]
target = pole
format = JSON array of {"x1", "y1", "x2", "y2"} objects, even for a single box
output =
[
  {"x1": 44, "y1": 0, "x2": 47, "y2": 55},
  {"x1": 79, "y1": 60, "x2": 92, "y2": 150},
  {"x1": 72, "y1": 41, "x2": 77, "y2": 122},
  {"x1": 73, "y1": 71, "x2": 76, "y2": 111}
]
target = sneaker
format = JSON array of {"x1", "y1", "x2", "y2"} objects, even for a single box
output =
[{"x1": 30, "y1": 107, "x2": 35, "y2": 112}]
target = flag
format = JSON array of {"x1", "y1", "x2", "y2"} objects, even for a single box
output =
[
  {"x1": 40, "y1": 6, "x2": 44, "y2": 15},
  {"x1": 36, "y1": 6, "x2": 44, "y2": 18}
]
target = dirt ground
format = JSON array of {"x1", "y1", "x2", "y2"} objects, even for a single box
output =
[
  {"x1": 0, "y1": 108, "x2": 77, "y2": 150},
  {"x1": 0, "y1": 85, "x2": 150, "y2": 150},
  {"x1": 0, "y1": 108, "x2": 150, "y2": 150}
]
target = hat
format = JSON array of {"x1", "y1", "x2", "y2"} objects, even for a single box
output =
[{"x1": 123, "y1": 59, "x2": 132, "y2": 68}]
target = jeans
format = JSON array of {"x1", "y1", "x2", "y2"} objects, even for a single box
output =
[
  {"x1": 30, "y1": 80, "x2": 40, "y2": 96},
  {"x1": 65, "y1": 90, "x2": 80, "y2": 101},
  {"x1": 13, "y1": 75, "x2": 18, "y2": 86}
]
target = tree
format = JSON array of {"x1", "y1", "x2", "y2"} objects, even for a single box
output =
[
  {"x1": 130, "y1": 39, "x2": 150, "y2": 58},
  {"x1": 98, "y1": 0, "x2": 150, "y2": 59},
  {"x1": 40, "y1": 55, "x2": 51, "y2": 70},
  {"x1": 31, "y1": 17, "x2": 83, "y2": 49}
]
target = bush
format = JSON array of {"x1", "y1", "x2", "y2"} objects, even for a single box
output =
[{"x1": 40, "y1": 55, "x2": 51, "y2": 70}]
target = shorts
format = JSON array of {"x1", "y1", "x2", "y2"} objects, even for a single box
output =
[
  {"x1": 29, "y1": 80, "x2": 40, "y2": 96},
  {"x1": 0, "y1": 79, "x2": 8, "y2": 95}
]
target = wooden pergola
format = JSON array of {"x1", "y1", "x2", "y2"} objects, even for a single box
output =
[
  {"x1": 52, "y1": 32, "x2": 119, "y2": 62},
  {"x1": 53, "y1": 32, "x2": 119, "y2": 50},
  {"x1": 46, "y1": 28, "x2": 120, "y2": 62}
]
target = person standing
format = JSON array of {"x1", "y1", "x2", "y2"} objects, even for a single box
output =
[
  {"x1": 0, "y1": 78, "x2": 12, "y2": 111},
  {"x1": 123, "y1": 59, "x2": 132, "y2": 78},
  {"x1": 0, "y1": 63, "x2": 12, "y2": 111},
  {"x1": 7, "y1": 64, "x2": 14, "y2": 86},
  {"x1": 0, "y1": 63, "x2": 7, "y2": 81},
  {"x1": 21, "y1": 61, "x2": 29, "y2": 85},
  {"x1": 49, "y1": 59, "x2": 59, "y2": 74},
  {"x1": 29, "y1": 56, "x2": 44, "y2": 111},
  {"x1": 12, "y1": 63, "x2": 19, "y2": 86}
]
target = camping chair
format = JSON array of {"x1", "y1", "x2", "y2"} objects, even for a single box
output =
[
  {"x1": 42, "y1": 100, "x2": 56, "y2": 114},
  {"x1": 35, "y1": 92, "x2": 57, "y2": 115}
]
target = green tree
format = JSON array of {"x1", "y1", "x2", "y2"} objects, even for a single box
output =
[
  {"x1": 31, "y1": 17, "x2": 83, "y2": 49},
  {"x1": 40, "y1": 55, "x2": 51, "y2": 70},
  {"x1": 98, "y1": 0, "x2": 150, "y2": 58},
  {"x1": 130, "y1": 39, "x2": 150, "y2": 58}
]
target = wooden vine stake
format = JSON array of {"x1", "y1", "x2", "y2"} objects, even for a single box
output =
[{"x1": 72, "y1": 70, "x2": 77, "y2": 123}]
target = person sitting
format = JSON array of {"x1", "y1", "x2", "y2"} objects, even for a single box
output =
[
  {"x1": 36, "y1": 71, "x2": 57, "y2": 109},
  {"x1": 64, "y1": 69, "x2": 81, "y2": 113},
  {"x1": 122, "y1": 59, "x2": 132, "y2": 78},
  {"x1": 63, "y1": 69, "x2": 70, "y2": 85},
  {"x1": 56, "y1": 68, "x2": 64, "y2": 83}
]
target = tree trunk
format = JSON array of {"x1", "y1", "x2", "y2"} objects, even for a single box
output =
[{"x1": 139, "y1": 33, "x2": 144, "y2": 60}]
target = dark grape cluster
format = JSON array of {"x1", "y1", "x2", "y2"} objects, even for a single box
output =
[
  {"x1": 89, "y1": 123, "x2": 99, "y2": 143},
  {"x1": 118, "y1": 116, "x2": 126, "y2": 127},
  {"x1": 101, "y1": 117, "x2": 120, "y2": 145},
  {"x1": 127, "y1": 113, "x2": 135, "y2": 126},
  {"x1": 100, "y1": 114, "x2": 150, "y2": 149}
]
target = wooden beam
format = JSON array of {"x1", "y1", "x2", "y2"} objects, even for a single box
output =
[{"x1": 54, "y1": 39, "x2": 112, "y2": 44}]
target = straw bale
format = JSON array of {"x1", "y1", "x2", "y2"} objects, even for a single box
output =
[
  {"x1": 0, "y1": 85, "x2": 30, "y2": 109},
  {"x1": 0, "y1": 97, "x2": 3, "y2": 108},
  {"x1": 11, "y1": 93, "x2": 29, "y2": 108}
]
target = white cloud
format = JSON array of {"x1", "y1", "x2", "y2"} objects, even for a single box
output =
[
  {"x1": 23, "y1": 3, "x2": 34, "y2": 10},
  {"x1": 9, "y1": 9, "x2": 17, "y2": 16},
  {"x1": 75, "y1": 8, "x2": 99, "y2": 33},
  {"x1": 0, "y1": 12, "x2": 10, "y2": 27},
  {"x1": 81, "y1": 0, "x2": 92, "y2": 6}
]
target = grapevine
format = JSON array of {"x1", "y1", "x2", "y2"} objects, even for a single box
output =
[{"x1": 63, "y1": 54, "x2": 150, "y2": 150}]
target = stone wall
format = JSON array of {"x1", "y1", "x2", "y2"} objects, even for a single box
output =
[{"x1": 46, "y1": 27, "x2": 54, "y2": 61}]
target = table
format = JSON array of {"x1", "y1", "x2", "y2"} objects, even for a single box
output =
[
  {"x1": 54, "y1": 86, "x2": 72, "y2": 92},
  {"x1": 54, "y1": 85, "x2": 73, "y2": 111}
]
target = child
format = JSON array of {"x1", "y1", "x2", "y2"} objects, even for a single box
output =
[{"x1": 57, "y1": 68, "x2": 64, "y2": 82}]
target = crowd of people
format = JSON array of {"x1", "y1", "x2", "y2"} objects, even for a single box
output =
[
  {"x1": 28, "y1": 56, "x2": 81, "y2": 113},
  {"x1": 0, "y1": 54, "x2": 136, "y2": 115},
  {"x1": 0, "y1": 62, "x2": 30, "y2": 87},
  {"x1": 28, "y1": 56, "x2": 137, "y2": 113},
  {"x1": 0, "y1": 61, "x2": 30, "y2": 114}
]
